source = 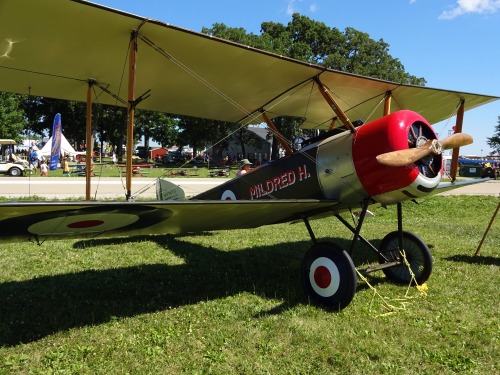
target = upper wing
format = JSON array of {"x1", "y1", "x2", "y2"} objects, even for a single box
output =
[
  {"x1": 0, "y1": 200, "x2": 338, "y2": 244},
  {"x1": 0, "y1": 0, "x2": 497, "y2": 130}
]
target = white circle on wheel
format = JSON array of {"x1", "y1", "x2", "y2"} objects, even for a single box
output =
[{"x1": 309, "y1": 257, "x2": 340, "y2": 297}]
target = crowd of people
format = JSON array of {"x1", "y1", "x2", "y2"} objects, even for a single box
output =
[{"x1": 25, "y1": 145, "x2": 71, "y2": 176}]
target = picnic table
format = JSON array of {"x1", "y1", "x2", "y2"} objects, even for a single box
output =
[
  {"x1": 116, "y1": 164, "x2": 154, "y2": 177},
  {"x1": 70, "y1": 165, "x2": 99, "y2": 177}
]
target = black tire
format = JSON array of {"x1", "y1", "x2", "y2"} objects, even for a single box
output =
[
  {"x1": 481, "y1": 167, "x2": 494, "y2": 178},
  {"x1": 378, "y1": 231, "x2": 432, "y2": 285},
  {"x1": 9, "y1": 167, "x2": 22, "y2": 177},
  {"x1": 301, "y1": 242, "x2": 357, "y2": 311}
]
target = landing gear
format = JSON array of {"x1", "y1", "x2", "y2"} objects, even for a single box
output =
[
  {"x1": 300, "y1": 242, "x2": 357, "y2": 311},
  {"x1": 378, "y1": 231, "x2": 432, "y2": 285},
  {"x1": 300, "y1": 201, "x2": 433, "y2": 310}
]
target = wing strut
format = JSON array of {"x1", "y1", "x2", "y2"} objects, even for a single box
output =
[
  {"x1": 449, "y1": 99, "x2": 465, "y2": 182},
  {"x1": 85, "y1": 80, "x2": 94, "y2": 201},
  {"x1": 314, "y1": 77, "x2": 356, "y2": 132},
  {"x1": 261, "y1": 111, "x2": 294, "y2": 156},
  {"x1": 384, "y1": 91, "x2": 392, "y2": 116},
  {"x1": 125, "y1": 31, "x2": 139, "y2": 200},
  {"x1": 327, "y1": 118, "x2": 338, "y2": 131}
]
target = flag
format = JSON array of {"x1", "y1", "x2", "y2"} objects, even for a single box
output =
[{"x1": 49, "y1": 113, "x2": 62, "y2": 171}]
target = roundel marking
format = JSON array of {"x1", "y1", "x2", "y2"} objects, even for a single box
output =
[
  {"x1": 221, "y1": 190, "x2": 237, "y2": 200},
  {"x1": 68, "y1": 220, "x2": 105, "y2": 229},
  {"x1": 28, "y1": 213, "x2": 139, "y2": 235},
  {"x1": 309, "y1": 257, "x2": 340, "y2": 297},
  {"x1": 314, "y1": 265, "x2": 332, "y2": 289},
  {"x1": 1, "y1": 205, "x2": 174, "y2": 240}
]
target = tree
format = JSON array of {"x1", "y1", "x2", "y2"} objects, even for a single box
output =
[
  {"x1": 176, "y1": 116, "x2": 239, "y2": 162},
  {"x1": 93, "y1": 104, "x2": 128, "y2": 160},
  {"x1": 0, "y1": 93, "x2": 27, "y2": 141},
  {"x1": 233, "y1": 128, "x2": 265, "y2": 160},
  {"x1": 21, "y1": 97, "x2": 87, "y2": 148},
  {"x1": 135, "y1": 110, "x2": 179, "y2": 157},
  {"x1": 486, "y1": 116, "x2": 500, "y2": 154},
  {"x1": 261, "y1": 14, "x2": 426, "y2": 85}
]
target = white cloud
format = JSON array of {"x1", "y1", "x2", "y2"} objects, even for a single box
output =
[
  {"x1": 287, "y1": 0, "x2": 318, "y2": 16},
  {"x1": 439, "y1": 0, "x2": 500, "y2": 19},
  {"x1": 287, "y1": 0, "x2": 296, "y2": 15}
]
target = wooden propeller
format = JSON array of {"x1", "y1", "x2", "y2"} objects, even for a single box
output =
[{"x1": 376, "y1": 133, "x2": 473, "y2": 167}]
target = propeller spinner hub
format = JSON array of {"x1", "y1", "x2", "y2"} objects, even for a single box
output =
[{"x1": 430, "y1": 139, "x2": 442, "y2": 154}]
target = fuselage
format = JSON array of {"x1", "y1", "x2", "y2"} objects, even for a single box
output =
[{"x1": 193, "y1": 110, "x2": 443, "y2": 210}]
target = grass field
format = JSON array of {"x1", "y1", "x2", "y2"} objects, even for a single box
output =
[
  {"x1": 0, "y1": 195, "x2": 498, "y2": 374},
  {"x1": 23, "y1": 161, "x2": 236, "y2": 179}
]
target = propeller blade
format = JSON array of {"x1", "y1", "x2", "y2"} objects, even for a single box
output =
[
  {"x1": 376, "y1": 140, "x2": 434, "y2": 167},
  {"x1": 376, "y1": 132, "x2": 473, "y2": 167},
  {"x1": 440, "y1": 133, "x2": 473, "y2": 149}
]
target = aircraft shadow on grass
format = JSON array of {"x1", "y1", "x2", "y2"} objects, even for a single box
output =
[
  {"x1": 444, "y1": 254, "x2": 500, "y2": 266},
  {"x1": 0, "y1": 234, "x2": 382, "y2": 346}
]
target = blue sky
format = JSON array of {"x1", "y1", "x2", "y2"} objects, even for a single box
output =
[{"x1": 96, "y1": 0, "x2": 500, "y2": 156}]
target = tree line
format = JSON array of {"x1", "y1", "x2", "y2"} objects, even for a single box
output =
[{"x1": 2, "y1": 13, "x2": 468, "y2": 162}]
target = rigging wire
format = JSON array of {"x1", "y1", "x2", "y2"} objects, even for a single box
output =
[
  {"x1": 434, "y1": 100, "x2": 461, "y2": 140},
  {"x1": 138, "y1": 34, "x2": 252, "y2": 119}
]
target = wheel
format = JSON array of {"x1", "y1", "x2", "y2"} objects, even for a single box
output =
[
  {"x1": 301, "y1": 242, "x2": 357, "y2": 311},
  {"x1": 378, "y1": 231, "x2": 432, "y2": 285},
  {"x1": 9, "y1": 167, "x2": 22, "y2": 177}
]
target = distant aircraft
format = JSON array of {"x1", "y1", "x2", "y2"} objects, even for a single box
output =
[{"x1": 0, "y1": 0, "x2": 498, "y2": 310}]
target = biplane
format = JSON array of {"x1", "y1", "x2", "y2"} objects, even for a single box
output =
[{"x1": 0, "y1": 0, "x2": 498, "y2": 310}]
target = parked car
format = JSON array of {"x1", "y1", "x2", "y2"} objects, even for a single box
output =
[{"x1": 481, "y1": 166, "x2": 498, "y2": 179}]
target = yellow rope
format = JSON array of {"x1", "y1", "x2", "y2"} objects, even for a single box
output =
[{"x1": 356, "y1": 249, "x2": 428, "y2": 317}]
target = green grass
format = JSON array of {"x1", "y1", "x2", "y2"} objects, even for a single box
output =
[
  {"x1": 0, "y1": 195, "x2": 498, "y2": 374},
  {"x1": 20, "y1": 162, "x2": 236, "y2": 179}
]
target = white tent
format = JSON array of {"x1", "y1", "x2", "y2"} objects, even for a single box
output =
[{"x1": 39, "y1": 133, "x2": 84, "y2": 157}]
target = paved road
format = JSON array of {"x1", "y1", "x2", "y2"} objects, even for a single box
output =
[
  {"x1": 437, "y1": 179, "x2": 499, "y2": 196},
  {"x1": 0, "y1": 177, "x2": 228, "y2": 199},
  {"x1": 0, "y1": 177, "x2": 498, "y2": 199}
]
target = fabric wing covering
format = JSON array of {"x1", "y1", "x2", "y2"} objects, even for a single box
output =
[{"x1": 0, "y1": 0, "x2": 498, "y2": 130}]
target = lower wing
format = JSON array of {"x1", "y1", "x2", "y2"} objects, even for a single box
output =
[{"x1": 0, "y1": 200, "x2": 338, "y2": 244}]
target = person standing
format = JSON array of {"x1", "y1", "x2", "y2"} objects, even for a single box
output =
[
  {"x1": 40, "y1": 161, "x2": 48, "y2": 176},
  {"x1": 62, "y1": 157, "x2": 70, "y2": 176},
  {"x1": 237, "y1": 159, "x2": 252, "y2": 177},
  {"x1": 29, "y1": 146, "x2": 39, "y2": 174}
]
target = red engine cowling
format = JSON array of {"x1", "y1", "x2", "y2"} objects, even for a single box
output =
[{"x1": 352, "y1": 110, "x2": 443, "y2": 204}]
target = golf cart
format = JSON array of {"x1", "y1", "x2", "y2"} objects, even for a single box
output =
[{"x1": 0, "y1": 139, "x2": 31, "y2": 177}]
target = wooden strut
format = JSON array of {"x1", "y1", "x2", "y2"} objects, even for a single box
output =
[
  {"x1": 314, "y1": 76, "x2": 355, "y2": 132},
  {"x1": 126, "y1": 31, "x2": 138, "y2": 200},
  {"x1": 383, "y1": 91, "x2": 392, "y2": 116},
  {"x1": 450, "y1": 99, "x2": 465, "y2": 182},
  {"x1": 85, "y1": 80, "x2": 94, "y2": 201},
  {"x1": 261, "y1": 111, "x2": 294, "y2": 156},
  {"x1": 474, "y1": 199, "x2": 500, "y2": 256},
  {"x1": 327, "y1": 118, "x2": 337, "y2": 131}
]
